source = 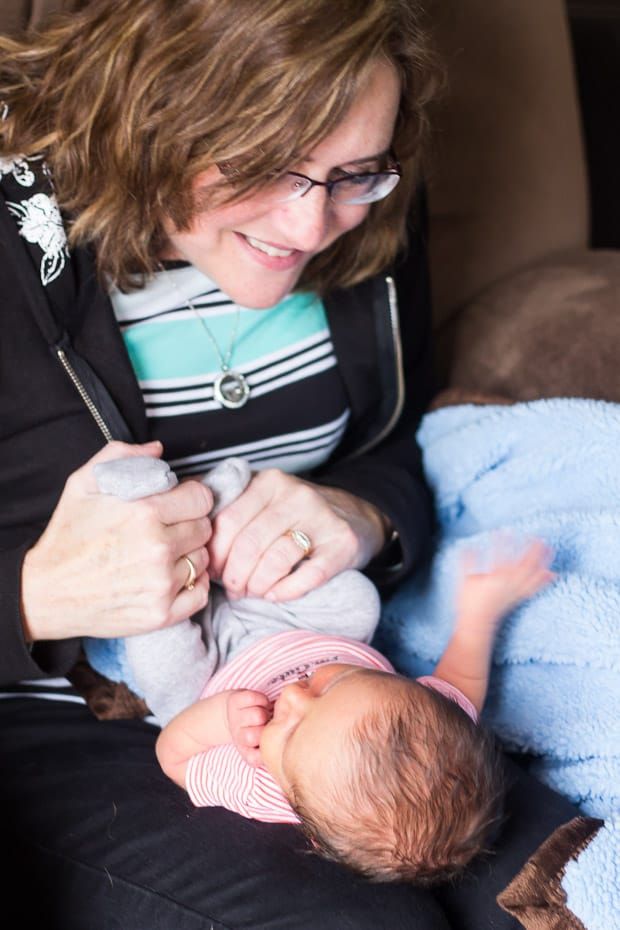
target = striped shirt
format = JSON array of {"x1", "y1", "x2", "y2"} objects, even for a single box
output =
[
  {"x1": 185, "y1": 631, "x2": 477, "y2": 823},
  {"x1": 110, "y1": 265, "x2": 351, "y2": 476}
]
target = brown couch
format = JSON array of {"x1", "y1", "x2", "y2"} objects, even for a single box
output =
[{"x1": 425, "y1": 0, "x2": 620, "y2": 403}]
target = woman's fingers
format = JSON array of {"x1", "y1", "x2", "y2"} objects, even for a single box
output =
[
  {"x1": 152, "y1": 478, "x2": 213, "y2": 525},
  {"x1": 22, "y1": 444, "x2": 216, "y2": 643},
  {"x1": 240, "y1": 530, "x2": 315, "y2": 597},
  {"x1": 168, "y1": 569, "x2": 210, "y2": 625},
  {"x1": 207, "y1": 472, "x2": 279, "y2": 579},
  {"x1": 175, "y1": 546, "x2": 210, "y2": 592},
  {"x1": 208, "y1": 470, "x2": 387, "y2": 600},
  {"x1": 222, "y1": 519, "x2": 316, "y2": 597},
  {"x1": 164, "y1": 515, "x2": 213, "y2": 563},
  {"x1": 213, "y1": 477, "x2": 337, "y2": 596},
  {"x1": 262, "y1": 556, "x2": 334, "y2": 602}
]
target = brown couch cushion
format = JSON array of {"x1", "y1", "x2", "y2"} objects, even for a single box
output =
[
  {"x1": 436, "y1": 248, "x2": 620, "y2": 401},
  {"x1": 497, "y1": 816, "x2": 604, "y2": 930}
]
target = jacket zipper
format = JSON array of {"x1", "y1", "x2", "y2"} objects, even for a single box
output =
[
  {"x1": 347, "y1": 275, "x2": 405, "y2": 459},
  {"x1": 56, "y1": 347, "x2": 114, "y2": 443}
]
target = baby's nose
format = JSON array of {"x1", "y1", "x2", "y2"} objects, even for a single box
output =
[{"x1": 279, "y1": 680, "x2": 312, "y2": 715}]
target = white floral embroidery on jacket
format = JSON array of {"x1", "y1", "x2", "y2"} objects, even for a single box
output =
[
  {"x1": 0, "y1": 154, "x2": 37, "y2": 188},
  {"x1": 6, "y1": 191, "x2": 69, "y2": 286}
]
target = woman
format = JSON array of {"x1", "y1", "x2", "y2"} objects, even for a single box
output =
[{"x1": 0, "y1": 2, "x2": 579, "y2": 927}]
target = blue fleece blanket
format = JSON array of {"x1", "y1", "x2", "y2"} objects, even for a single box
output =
[{"x1": 377, "y1": 398, "x2": 620, "y2": 930}]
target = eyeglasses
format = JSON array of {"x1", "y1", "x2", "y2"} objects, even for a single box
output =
[{"x1": 267, "y1": 152, "x2": 402, "y2": 206}]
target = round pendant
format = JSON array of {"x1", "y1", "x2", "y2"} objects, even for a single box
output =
[{"x1": 214, "y1": 370, "x2": 250, "y2": 409}]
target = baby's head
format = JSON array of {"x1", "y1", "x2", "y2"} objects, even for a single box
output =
[{"x1": 260, "y1": 664, "x2": 505, "y2": 883}]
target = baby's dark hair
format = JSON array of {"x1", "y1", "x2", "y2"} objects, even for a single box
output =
[{"x1": 290, "y1": 677, "x2": 505, "y2": 884}]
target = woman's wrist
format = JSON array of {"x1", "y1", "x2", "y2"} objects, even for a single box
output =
[
  {"x1": 21, "y1": 547, "x2": 44, "y2": 645},
  {"x1": 20, "y1": 546, "x2": 61, "y2": 645}
]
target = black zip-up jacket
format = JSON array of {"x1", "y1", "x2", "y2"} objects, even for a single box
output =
[{"x1": 0, "y1": 192, "x2": 435, "y2": 685}]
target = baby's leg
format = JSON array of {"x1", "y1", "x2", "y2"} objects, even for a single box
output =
[
  {"x1": 91, "y1": 456, "x2": 252, "y2": 723},
  {"x1": 278, "y1": 570, "x2": 381, "y2": 641},
  {"x1": 124, "y1": 617, "x2": 218, "y2": 726},
  {"x1": 226, "y1": 570, "x2": 381, "y2": 654}
]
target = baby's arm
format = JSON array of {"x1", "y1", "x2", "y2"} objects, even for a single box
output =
[
  {"x1": 433, "y1": 540, "x2": 554, "y2": 713},
  {"x1": 156, "y1": 689, "x2": 271, "y2": 787}
]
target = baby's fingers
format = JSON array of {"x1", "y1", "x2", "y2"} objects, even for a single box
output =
[
  {"x1": 518, "y1": 540, "x2": 554, "y2": 575},
  {"x1": 520, "y1": 539, "x2": 553, "y2": 568},
  {"x1": 237, "y1": 722, "x2": 268, "y2": 750},
  {"x1": 231, "y1": 689, "x2": 271, "y2": 711},
  {"x1": 513, "y1": 540, "x2": 556, "y2": 593},
  {"x1": 237, "y1": 745, "x2": 263, "y2": 767},
  {"x1": 240, "y1": 705, "x2": 272, "y2": 730},
  {"x1": 520, "y1": 565, "x2": 556, "y2": 598}
]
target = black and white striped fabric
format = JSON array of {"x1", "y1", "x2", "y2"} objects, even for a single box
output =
[{"x1": 111, "y1": 264, "x2": 351, "y2": 476}]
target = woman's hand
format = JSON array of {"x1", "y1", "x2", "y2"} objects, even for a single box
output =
[
  {"x1": 21, "y1": 441, "x2": 213, "y2": 643},
  {"x1": 207, "y1": 468, "x2": 390, "y2": 602}
]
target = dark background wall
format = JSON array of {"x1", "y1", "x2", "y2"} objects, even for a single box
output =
[{"x1": 569, "y1": 1, "x2": 620, "y2": 247}]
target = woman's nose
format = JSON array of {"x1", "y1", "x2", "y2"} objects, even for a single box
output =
[{"x1": 277, "y1": 188, "x2": 331, "y2": 252}]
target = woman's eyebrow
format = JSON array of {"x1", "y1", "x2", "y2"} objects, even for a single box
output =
[{"x1": 305, "y1": 148, "x2": 391, "y2": 167}]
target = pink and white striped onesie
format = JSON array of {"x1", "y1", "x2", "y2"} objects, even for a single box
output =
[{"x1": 185, "y1": 630, "x2": 477, "y2": 823}]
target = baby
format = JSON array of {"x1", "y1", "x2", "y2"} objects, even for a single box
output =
[{"x1": 156, "y1": 538, "x2": 554, "y2": 884}]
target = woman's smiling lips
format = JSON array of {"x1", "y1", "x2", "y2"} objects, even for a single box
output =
[{"x1": 235, "y1": 231, "x2": 305, "y2": 271}]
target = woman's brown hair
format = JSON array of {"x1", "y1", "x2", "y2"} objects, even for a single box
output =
[{"x1": 0, "y1": 0, "x2": 440, "y2": 291}]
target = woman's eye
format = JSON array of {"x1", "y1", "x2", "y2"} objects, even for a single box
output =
[{"x1": 337, "y1": 174, "x2": 375, "y2": 192}]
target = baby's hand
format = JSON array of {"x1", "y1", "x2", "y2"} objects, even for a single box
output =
[
  {"x1": 226, "y1": 689, "x2": 272, "y2": 766},
  {"x1": 457, "y1": 538, "x2": 555, "y2": 629}
]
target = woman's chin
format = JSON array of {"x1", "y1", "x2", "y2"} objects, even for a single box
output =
[{"x1": 218, "y1": 275, "x2": 303, "y2": 309}]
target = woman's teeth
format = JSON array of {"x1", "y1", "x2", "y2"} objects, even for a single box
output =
[{"x1": 245, "y1": 236, "x2": 295, "y2": 258}]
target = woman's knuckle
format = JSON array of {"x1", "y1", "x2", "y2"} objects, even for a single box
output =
[
  {"x1": 153, "y1": 573, "x2": 174, "y2": 600},
  {"x1": 185, "y1": 479, "x2": 212, "y2": 514},
  {"x1": 215, "y1": 508, "x2": 236, "y2": 535},
  {"x1": 200, "y1": 516, "x2": 213, "y2": 541},
  {"x1": 150, "y1": 538, "x2": 173, "y2": 567},
  {"x1": 265, "y1": 547, "x2": 291, "y2": 573},
  {"x1": 308, "y1": 562, "x2": 329, "y2": 587},
  {"x1": 150, "y1": 603, "x2": 170, "y2": 630},
  {"x1": 237, "y1": 530, "x2": 263, "y2": 560},
  {"x1": 287, "y1": 481, "x2": 308, "y2": 504},
  {"x1": 134, "y1": 496, "x2": 158, "y2": 525},
  {"x1": 339, "y1": 523, "x2": 358, "y2": 551}
]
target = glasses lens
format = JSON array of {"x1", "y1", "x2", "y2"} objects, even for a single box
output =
[
  {"x1": 331, "y1": 171, "x2": 401, "y2": 205},
  {"x1": 269, "y1": 174, "x2": 312, "y2": 203}
]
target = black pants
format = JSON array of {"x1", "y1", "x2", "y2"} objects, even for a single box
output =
[{"x1": 0, "y1": 698, "x2": 578, "y2": 930}]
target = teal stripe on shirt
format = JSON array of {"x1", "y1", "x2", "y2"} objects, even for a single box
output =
[{"x1": 121, "y1": 291, "x2": 329, "y2": 382}]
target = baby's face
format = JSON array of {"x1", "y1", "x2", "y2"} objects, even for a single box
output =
[{"x1": 259, "y1": 664, "x2": 387, "y2": 795}]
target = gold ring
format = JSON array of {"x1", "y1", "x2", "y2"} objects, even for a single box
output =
[
  {"x1": 286, "y1": 529, "x2": 313, "y2": 558},
  {"x1": 183, "y1": 555, "x2": 197, "y2": 591}
]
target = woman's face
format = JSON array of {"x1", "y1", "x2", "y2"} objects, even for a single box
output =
[{"x1": 162, "y1": 59, "x2": 401, "y2": 308}]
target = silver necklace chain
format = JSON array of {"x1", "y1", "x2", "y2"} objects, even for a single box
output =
[
  {"x1": 184, "y1": 289, "x2": 239, "y2": 372},
  {"x1": 160, "y1": 267, "x2": 251, "y2": 409}
]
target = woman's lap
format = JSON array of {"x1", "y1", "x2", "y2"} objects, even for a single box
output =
[
  {"x1": 1, "y1": 699, "x2": 581, "y2": 930},
  {"x1": 0, "y1": 699, "x2": 452, "y2": 930}
]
